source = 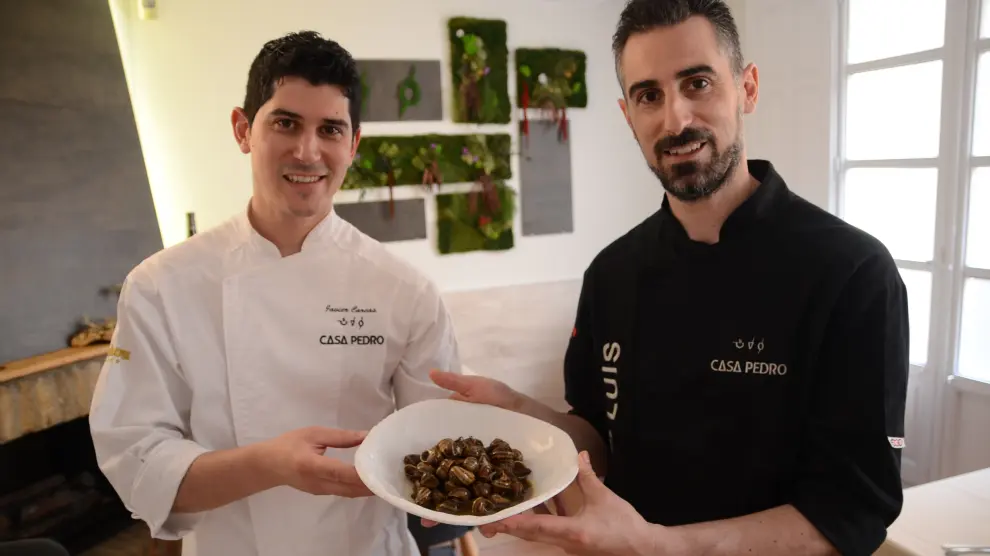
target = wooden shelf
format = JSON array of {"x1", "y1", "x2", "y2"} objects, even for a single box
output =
[{"x1": 0, "y1": 345, "x2": 109, "y2": 384}]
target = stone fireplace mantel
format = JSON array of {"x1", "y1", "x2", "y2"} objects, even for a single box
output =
[{"x1": 0, "y1": 345, "x2": 108, "y2": 443}]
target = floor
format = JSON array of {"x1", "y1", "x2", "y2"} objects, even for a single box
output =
[
  {"x1": 78, "y1": 523, "x2": 185, "y2": 556},
  {"x1": 78, "y1": 524, "x2": 154, "y2": 556}
]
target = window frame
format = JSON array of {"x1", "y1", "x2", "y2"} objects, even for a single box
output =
[
  {"x1": 834, "y1": 0, "x2": 990, "y2": 476},
  {"x1": 947, "y1": 2, "x2": 990, "y2": 390}
]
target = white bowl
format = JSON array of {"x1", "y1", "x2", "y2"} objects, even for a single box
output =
[{"x1": 354, "y1": 398, "x2": 579, "y2": 526}]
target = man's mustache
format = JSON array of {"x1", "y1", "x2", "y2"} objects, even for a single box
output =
[{"x1": 654, "y1": 128, "x2": 713, "y2": 155}]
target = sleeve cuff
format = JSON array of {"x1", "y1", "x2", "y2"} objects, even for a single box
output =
[
  {"x1": 792, "y1": 481, "x2": 894, "y2": 556},
  {"x1": 131, "y1": 438, "x2": 211, "y2": 539}
]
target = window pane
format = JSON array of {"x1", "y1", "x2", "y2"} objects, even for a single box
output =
[
  {"x1": 983, "y1": 0, "x2": 990, "y2": 38},
  {"x1": 847, "y1": 0, "x2": 946, "y2": 64},
  {"x1": 958, "y1": 278, "x2": 990, "y2": 383},
  {"x1": 900, "y1": 268, "x2": 931, "y2": 366},
  {"x1": 967, "y1": 168, "x2": 990, "y2": 269},
  {"x1": 842, "y1": 168, "x2": 938, "y2": 262},
  {"x1": 972, "y1": 52, "x2": 990, "y2": 156},
  {"x1": 845, "y1": 62, "x2": 943, "y2": 160}
]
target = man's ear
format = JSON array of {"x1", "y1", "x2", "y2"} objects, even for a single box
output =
[
  {"x1": 741, "y1": 62, "x2": 759, "y2": 115},
  {"x1": 618, "y1": 97, "x2": 633, "y2": 131},
  {"x1": 350, "y1": 127, "x2": 362, "y2": 158},
  {"x1": 231, "y1": 107, "x2": 252, "y2": 154}
]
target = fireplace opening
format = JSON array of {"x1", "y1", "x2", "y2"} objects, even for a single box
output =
[{"x1": 0, "y1": 416, "x2": 138, "y2": 553}]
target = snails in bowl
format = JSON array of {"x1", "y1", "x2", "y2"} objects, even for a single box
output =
[{"x1": 402, "y1": 436, "x2": 532, "y2": 516}]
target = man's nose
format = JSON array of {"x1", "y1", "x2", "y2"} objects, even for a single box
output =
[
  {"x1": 292, "y1": 132, "x2": 321, "y2": 163},
  {"x1": 661, "y1": 94, "x2": 692, "y2": 137}
]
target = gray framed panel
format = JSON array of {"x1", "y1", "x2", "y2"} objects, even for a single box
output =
[
  {"x1": 356, "y1": 60, "x2": 443, "y2": 122},
  {"x1": 0, "y1": 0, "x2": 162, "y2": 365},
  {"x1": 519, "y1": 121, "x2": 574, "y2": 236},
  {"x1": 335, "y1": 199, "x2": 427, "y2": 243}
]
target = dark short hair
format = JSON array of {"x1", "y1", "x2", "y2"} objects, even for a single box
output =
[
  {"x1": 242, "y1": 31, "x2": 362, "y2": 133},
  {"x1": 612, "y1": 0, "x2": 744, "y2": 84}
]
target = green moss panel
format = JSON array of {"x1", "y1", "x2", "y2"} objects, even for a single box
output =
[
  {"x1": 515, "y1": 48, "x2": 588, "y2": 108},
  {"x1": 436, "y1": 182, "x2": 516, "y2": 255},
  {"x1": 448, "y1": 17, "x2": 511, "y2": 124},
  {"x1": 342, "y1": 133, "x2": 512, "y2": 191}
]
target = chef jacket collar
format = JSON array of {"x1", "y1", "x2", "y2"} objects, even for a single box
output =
[
  {"x1": 657, "y1": 159, "x2": 787, "y2": 254},
  {"x1": 235, "y1": 200, "x2": 343, "y2": 259}
]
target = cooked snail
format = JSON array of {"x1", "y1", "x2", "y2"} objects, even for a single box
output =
[{"x1": 402, "y1": 436, "x2": 533, "y2": 516}]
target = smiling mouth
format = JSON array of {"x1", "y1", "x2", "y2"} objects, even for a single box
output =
[
  {"x1": 663, "y1": 141, "x2": 706, "y2": 157},
  {"x1": 283, "y1": 174, "x2": 326, "y2": 184}
]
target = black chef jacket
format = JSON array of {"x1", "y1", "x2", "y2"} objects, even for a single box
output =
[{"x1": 564, "y1": 160, "x2": 909, "y2": 556}]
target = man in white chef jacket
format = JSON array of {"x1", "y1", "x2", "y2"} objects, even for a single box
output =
[{"x1": 88, "y1": 31, "x2": 461, "y2": 556}]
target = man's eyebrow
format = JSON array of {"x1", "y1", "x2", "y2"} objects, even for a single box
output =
[
  {"x1": 626, "y1": 65, "x2": 716, "y2": 97},
  {"x1": 269, "y1": 108, "x2": 301, "y2": 120},
  {"x1": 269, "y1": 108, "x2": 350, "y2": 129},
  {"x1": 676, "y1": 64, "x2": 715, "y2": 79},
  {"x1": 627, "y1": 79, "x2": 659, "y2": 98}
]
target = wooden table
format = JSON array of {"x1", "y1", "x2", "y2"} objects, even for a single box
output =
[{"x1": 877, "y1": 467, "x2": 990, "y2": 555}]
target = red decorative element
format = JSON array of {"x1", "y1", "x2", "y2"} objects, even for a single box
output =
[
  {"x1": 481, "y1": 174, "x2": 501, "y2": 214},
  {"x1": 559, "y1": 106, "x2": 568, "y2": 142},
  {"x1": 421, "y1": 160, "x2": 442, "y2": 194},
  {"x1": 468, "y1": 189, "x2": 478, "y2": 215},
  {"x1": 537, "y1": 98, "x2": 569, "y2": 144},
  {"x1": 468, "y1": 174, "x2": 501, "y2": 217},
  {"x1": 461, "y1": 79, "x2": 481, "y2": 122},
  {"x1": 386, "y1": 169, "x2": 396, "y2": 218}
]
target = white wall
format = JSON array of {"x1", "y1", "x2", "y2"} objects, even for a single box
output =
[
  {"x1": 107, "y1": 0, "x2": 665, "y2": 292},
  {"x1": 727, "y1": 0, "x2": 840, "y2": 211}
]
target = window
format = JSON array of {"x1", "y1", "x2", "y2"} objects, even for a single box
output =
[{"x1": 837, "y1": 0, "x2": 990, "y2": 385}]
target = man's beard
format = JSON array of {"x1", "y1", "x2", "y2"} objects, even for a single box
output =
[{"x1": 648, "y1": 127, "x2": 742, "y2": 203}]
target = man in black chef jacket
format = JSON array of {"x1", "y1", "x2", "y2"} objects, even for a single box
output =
[{"x1": 427, "y1": 0, "x2": 909, "y2": 555}]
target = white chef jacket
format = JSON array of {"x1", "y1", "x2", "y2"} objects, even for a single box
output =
[{"x1": 88, "y1": 205, "x2": 462, "y2": 556}]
